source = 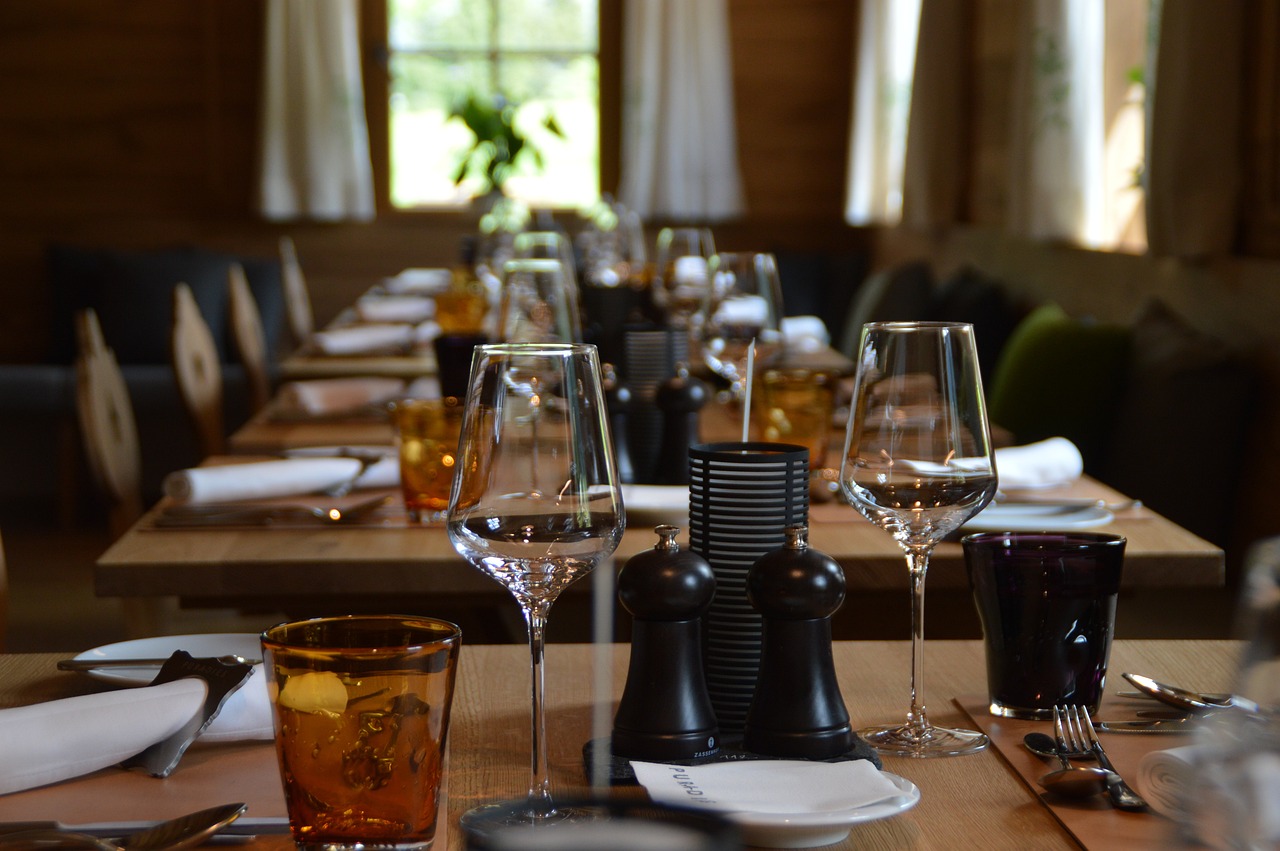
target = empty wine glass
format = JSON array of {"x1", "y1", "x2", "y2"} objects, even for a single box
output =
[
  {"x1": 447, "y1": 342, "x2": 625, "y2": 833},
  {"x1": 496, "y1": 257, "x2": 582, "y2": 344},
  {"x1": 700, "y1": 251, "x2": 785, "y2": 400},
  {"x1": 653, "y1": 226, "x2": 715, "y2": 327},
  {"x1": 839, "y1": 321, "x2": 997, "y2": 757}
]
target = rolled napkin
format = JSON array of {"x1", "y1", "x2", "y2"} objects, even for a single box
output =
[
  {"x1": 631, "y1": 759, "x2": 903, "y2": 815},
  {"x1": 1138, "y1": 744, "x2": 1280, "y2": 846},
  {"x1": 355, "y1": 294, "x2": 436, "y2": 324},
  {"x1": 278, "y1": 377, "x2": 405, "y2": 415},
  {"x1": 312, "y1": 324, "x2": 415, "y2": 355},
  {"x1": 781, "y1": 315, "x2": 831, "y2": 352},
  {"x1": 164, "y1": 457, "x2": 364, "y2": 504},
  {"x1": 994, "y1": 436, "x2": 1084, "y2": 489},
  {"x1": 354, "y1": 456, "x2": 399, "y2": 489},
  {"x1": 0, "y1": 671, "x2": 271, "y2": 795},
  {"x1": 383, "y1": 267, "x2": 453, "y2": 295}
]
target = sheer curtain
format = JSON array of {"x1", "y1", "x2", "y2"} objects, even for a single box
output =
[
  {"x1": 258, "y1": 0, "x2": 375, "y2": 222},
  {"x1": 617, "y1": 0, "x2": 744, "y2": 221},
  {"x1": 844, "y1": 0, "x2": 922, "y2": 226},
  {"x1": 1144, "y1": 0, "x2": 1245, "y2": 258},
  {"x1": 1006, "y1": 0, "x2": 1105, "y2": 245}
]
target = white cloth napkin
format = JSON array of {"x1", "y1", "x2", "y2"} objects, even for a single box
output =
[
  {"x1": 994, "y1": 437, "x2": 1084, "y2": 489},
  {"x1": 356, "y1": 294, "x2": 436, "y2": 324},
  {"x1": 278, "y1": 377, "x2": 406, "y2": 415},
  {"x1": 0, "y1": 670, "x2": 272, "y2": 795},
  {"x1": 782, "y1": 315, "x2": 830, "y2": 352},
  {"x1": 312, "y1": 324, "x2": 415, "y2": 355},
  {"x1": 630, "y1": 759, "x2": 902, "y2": 815},
  {"x1": 163, "y1": 458, "x2": 365, "y2": 504},
  {"x1": 1138, "y1": 744, "x2": 1280, "y2": 846},
  {"x1": 383, "y1": 267, "x2": 453, "y2": 295}
]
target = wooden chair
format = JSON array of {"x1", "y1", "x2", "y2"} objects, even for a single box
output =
[
  {"x1": 228, "y1": 262, "x2": 272, "y2": 414},
  {"x1": 279, "y1": 235, "x2": 315, "y2": 347},
  {"x1": 74, "y1": 308, "x2": 144, "y2": 540},
  {"x1": 171, "y1": 282, "x2": 225, "y2": 457}
]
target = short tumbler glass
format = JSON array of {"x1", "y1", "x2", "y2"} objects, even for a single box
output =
[
  {"x1": 963, "y1": 532, "x2": 1125, "y2": 719},
  {"x1": 262, "y1": 615, "x2": 462, "y2": 850}
]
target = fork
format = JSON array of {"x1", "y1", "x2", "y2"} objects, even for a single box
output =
[{"x1": 1058, "y1": 705, "x2": 1149, "y2": 811}]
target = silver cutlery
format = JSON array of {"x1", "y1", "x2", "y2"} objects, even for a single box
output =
[
  {"x1": 1122, "y1": 672, "x2": 1262, "y2": 715},
  {"x1": 1037, "y1": 709, "x2": 1114, "y2": 798},
  {"x1": 155, "y1": 494, "x2": 389, "y2": 527},
  {"x1": 1060, "y1": 705, "x2": 1149, "y2": 811},
  {"x1": 994, "y1": 493, "x2": 1142, "y2": 511},
  {"x1": 57, "y1": 654, "x2": 258, "y2": 672},
  {"x1": 1094, "y1": 717, "x2": 1197, "y2": 734},
  {"x1": 0, "y1": 802, "x2": 247, "y2": 850}
]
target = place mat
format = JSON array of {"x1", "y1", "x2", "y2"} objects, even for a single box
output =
[
  {"x1": 955, "y1": 694, "x2": 1189, "y2": 849},
  {"x1": 581, "y1": 734, "x2": 881, "y2": 785}
]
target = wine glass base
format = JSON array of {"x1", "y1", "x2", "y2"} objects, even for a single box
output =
[
  {"x1": 858, "y1": 722, "x2": 989, "y2": 758},
  {"x1": 459, "y1": 800, "x2": 604, "y2": 843}
]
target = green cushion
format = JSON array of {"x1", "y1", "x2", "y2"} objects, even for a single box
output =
[{"x1": 988, "y1": 303, "x2": 1132, "y2": 474}]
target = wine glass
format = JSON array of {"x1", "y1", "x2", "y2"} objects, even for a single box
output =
[
  {"x1": 496, "y1": 257, "x2": 583, "y2": 343},
  {"x1": 839, "y1": 321, "x2": 998, "y2": 757},
  {"x1": 447, "y1": 342, "x2": 625, "y2": 831},
  {"x1": 700, "y1": 251, "x2": 785, "y2": 401},
  {"x1": 653, "y1": 226, "x2": 716, "y2": 327}
]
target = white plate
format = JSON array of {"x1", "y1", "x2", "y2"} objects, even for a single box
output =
[
  {"x1": 621, "y1": 484, "x2": 690, "y2": 529},
  {"x1": 963, "y1": 503, "x2": 1114, "y2": 532},
  {"x1": 732, "y1": 772, "x2": 920, "y2": 848},
  {"x1": 71, "y1": 633, "x2": 262, "y2": 687}
]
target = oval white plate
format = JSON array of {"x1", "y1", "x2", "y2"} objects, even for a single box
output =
[
  {"x1": 621, "y1": 484, "x2": 690, "y2": 529},
  {"x1": 71, "y1": 633, "x2": 262, "y2": 687},
  {"x1": 963, "y1": 503, "x2": 1114, "y2": 532},
  {"x1": 732, "y1": 772, "x2": 920, "y2": 848}
]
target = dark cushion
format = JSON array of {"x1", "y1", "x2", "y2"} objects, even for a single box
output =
[
  {"x1": 46, "y1": 244, "x2": 284, "y2": 365},
  {"x1": 1099, "y1": 300, "x2": 1256, "y2": 545},
  {"x1": 931, "y1": 266, "x2": 1026, "y2": 390},
  {"x1": 988, "y1": 303, "x2": 1132, "y2": 475}
]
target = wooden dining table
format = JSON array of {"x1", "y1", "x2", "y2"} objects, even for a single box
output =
[{"x1": 0, "y1": 639, "x2": 1242, "y2": 849}]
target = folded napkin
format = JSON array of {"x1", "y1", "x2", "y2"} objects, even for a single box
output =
[
  {"x1": 782, "y1": 315, "x2": 831, "y2": 352},
  {"x1": 383, "y1": 267, "x2": 453, "y2": 295},
  {"x1": 631, "y1": 759, "x2": 902, "y2": 815},
  {"x1": 994, "y1": 437, "x2": 1084, "y2": 489},
  {"x1": 1138, "y1": 744, "x2": 1280, "y2": 846},
  {"x1": 355, "y1": 294, "x2": 436, "y2": 324},
  {"x1": 711, "y1": 295, "x2": 770, "y2": 326},
  {"x1": 164, "y1": 458, "x2": 365, "y2": 504},
  {"x1": 278, "y1": 377, "x2": 406, "y2": 415},
  {"x1": 313, "y1": 324, "x2": 415, "y2": 355},
  {"x1": 0, "y1": 669, "x2": 271, "y2": 795}
]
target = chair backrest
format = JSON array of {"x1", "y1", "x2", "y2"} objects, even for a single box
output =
[
  {"x1": 279, "y1": 235, "x2": 314, "y2": 346},
  {"x1": 228, "y1": 262, "x2": 272, "y2": 414},
  {"x1": 75, "y1": 308, "x2": 144, "y2": 538},
  {"x1": 171, "y1": 282, "x2": 225, "y2": 457},
  {"x1": 0, "y1": 529, "x2": 8, "y2": 651}
]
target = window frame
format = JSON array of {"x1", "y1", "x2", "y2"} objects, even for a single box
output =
[{"x1": 360, "y1": 0, "x2": 621, "y2": 218}]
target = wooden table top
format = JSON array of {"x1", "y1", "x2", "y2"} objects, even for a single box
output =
[{"x1": 0, "y1": 640, "x2": 1240, "y2": 849}]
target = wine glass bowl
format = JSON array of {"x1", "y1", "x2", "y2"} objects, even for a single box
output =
[
  {"x1": 839, "y1": 321, "x2": 997, "y2": 757},
  {"x1": 496, "y1": 257, "x2": 582, "y2": 344},
  {"x1": 447, "y1": 343, "x2": 624, "y2": 832},
  {"x1": 653, "y1": 226, "x2": 716, "y2": 325},
  {"x1": 700, "y1": 251, "x2": 785, "y2": 400}
]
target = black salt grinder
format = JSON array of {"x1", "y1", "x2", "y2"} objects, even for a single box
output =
[
  {"x1": 612, "y1": 524, "x2": 720, "y2": 760},
  {"x1": 744, "y1": 523, "x2": 854, "y2": 759},
  {"x1": 655, "y1": 363, "x2": 709, "y2": 485}
]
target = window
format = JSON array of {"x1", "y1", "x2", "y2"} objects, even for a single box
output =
[{"x1": 381, "y1": 0, "x2": 602, "y2": 210}]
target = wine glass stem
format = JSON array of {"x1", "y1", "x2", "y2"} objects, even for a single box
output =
[
  {"x1": 525, "y1": 606, "x2": 554, "y2": 815},
  {"x1": 906, "y1": 549, "x2": 932, "y2": 738}
]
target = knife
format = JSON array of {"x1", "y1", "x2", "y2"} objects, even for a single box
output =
[{"x1": 1094, "y1": 718, "x2": 1197, "y2": 734}]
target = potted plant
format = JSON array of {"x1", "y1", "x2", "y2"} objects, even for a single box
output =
[{"x1": 449, "y1": 92, "x2": 563, "y2": 205}]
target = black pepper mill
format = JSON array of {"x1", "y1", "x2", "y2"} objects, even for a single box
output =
[
  {"x1": 655, "y1": 363, "x2": 709, "y2": 485},
  {"x1": 612, "y1": 524, "x2": 721, "y2": 760},
  {"x1": 602, "y1": 362, "x2": 636, "y2": 484},
  {"x1": 744, "y1": 524, "x2": 853, "y2": 759}
]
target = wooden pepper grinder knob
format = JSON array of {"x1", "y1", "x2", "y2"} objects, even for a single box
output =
[
  {"x1": 744, "y1": 523, "x2": 854, "y2": 758},
  {"x1": 612, "y1": 524, "x2": 720, "y2": 760}
]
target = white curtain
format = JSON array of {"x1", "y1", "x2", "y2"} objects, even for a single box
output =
[
  {"x1": 1144, "y1": 0, "x2": 1244, "y2": 258},
  {"x1": 617, "y1": 0, "x2": 745, "y2": 221},
  {"x1": 1006, "y1": 0, "x2": 1105, "y2": 245},
  {"x1": 258, "y1": 0, "x2": 375, "y2": 222},
  {"x1": 844, "y1": 0, "x2": 922, "y2": 226}
]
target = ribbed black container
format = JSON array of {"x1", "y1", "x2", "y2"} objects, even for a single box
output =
[{"x1": 688, "y1": 441, "x2": 809, "y2": 736}]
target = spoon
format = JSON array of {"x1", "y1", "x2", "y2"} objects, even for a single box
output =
[
  {"x1": 1122, "y1": 672, "x2": 1263, "y2": 715},
  {"x1": 1035, "y1": 719, "x2": 1114, "y2": 799},
  {"x1": 1024, "y1": 731, "x2": 1091, "y2": 760},
  {"x1": 0, "y1": 803, "x2": 247, "y2": 850}
]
